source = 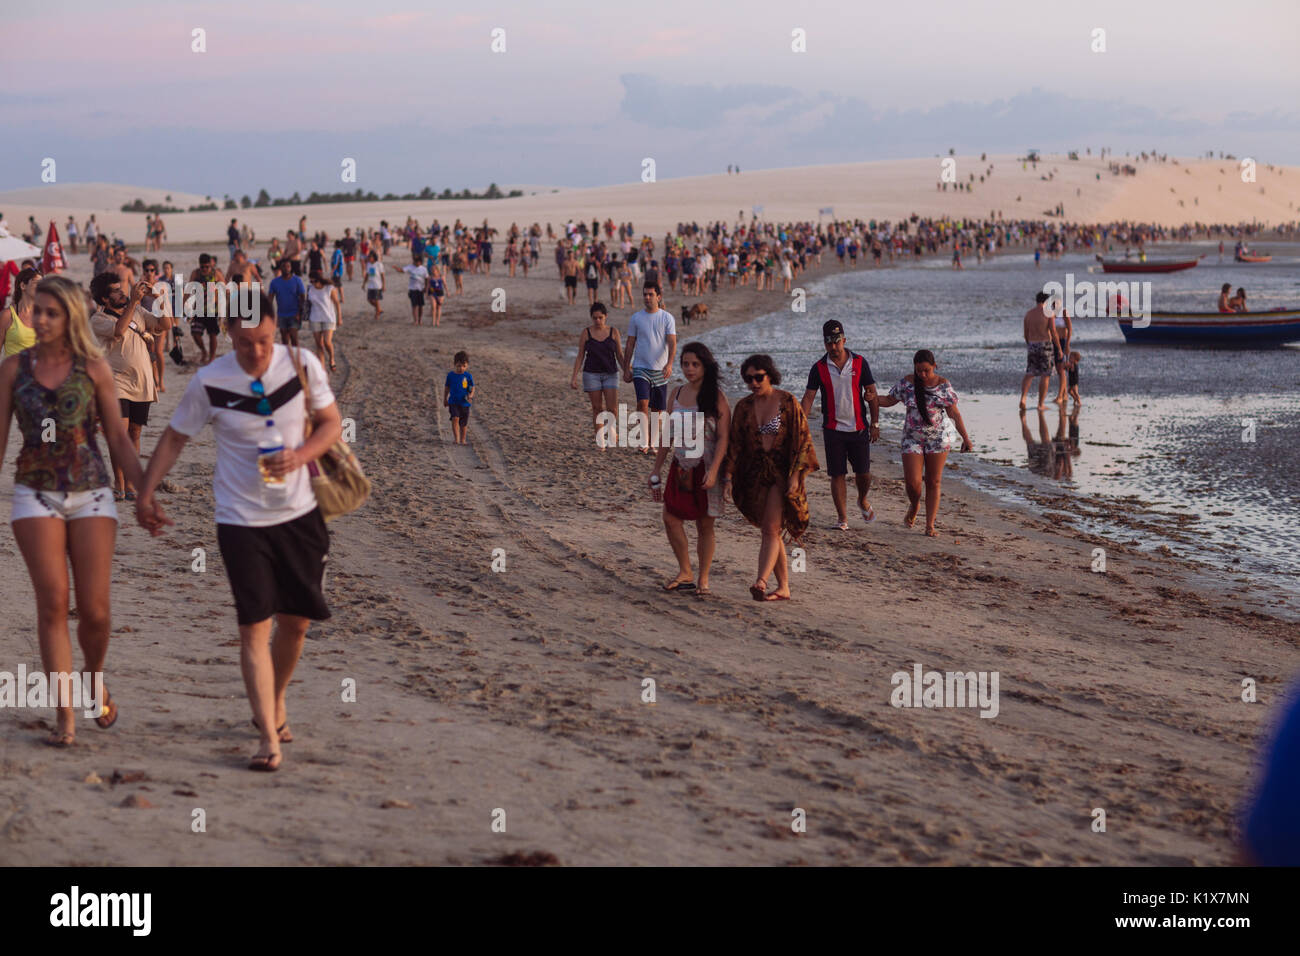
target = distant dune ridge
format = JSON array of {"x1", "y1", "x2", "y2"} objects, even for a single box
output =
[{"x1": 1, "y1": 155, "x2": 1297, "y2": 249}]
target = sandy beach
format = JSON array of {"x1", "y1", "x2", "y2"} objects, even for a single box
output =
[
  {"x1": 4, "y1": 153, "x2": 1300, "y2": 253},
  {"x1": 1, "y1": 201, "x2": 1296, "y2": 865}
]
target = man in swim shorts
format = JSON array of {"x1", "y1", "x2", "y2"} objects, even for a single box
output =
[{"x1": 1019, "y1": 291, "x2": 1059, "y2": 410}]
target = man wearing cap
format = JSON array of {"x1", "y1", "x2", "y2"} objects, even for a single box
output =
[{"x1": 801, "y1": 320, "x2": 879, "y2": 530}]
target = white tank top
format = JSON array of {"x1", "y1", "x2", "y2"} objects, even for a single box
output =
[{"x1": 307, "y1": 284, "x2": 336, "y2": 324}]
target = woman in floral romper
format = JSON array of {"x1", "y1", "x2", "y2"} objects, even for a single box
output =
[{"x1": 877, "y1": 349, "x2": 973, "y2": 536}]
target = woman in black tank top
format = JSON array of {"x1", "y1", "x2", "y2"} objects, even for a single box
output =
[{"x1": 569, "y1": 302, "x2": 624, "y2": 446}]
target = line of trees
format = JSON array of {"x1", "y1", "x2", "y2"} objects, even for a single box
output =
[
  {"x1": 242, "y1": 184, "x2": 522, "y2": 207},
  {"x1": 122, "y1": 183, "x2": 522, "y2": 213}
]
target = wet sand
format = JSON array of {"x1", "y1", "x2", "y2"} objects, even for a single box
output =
[{"x1": 0, "y1": 243, "x2": 1295, "y2": 865}]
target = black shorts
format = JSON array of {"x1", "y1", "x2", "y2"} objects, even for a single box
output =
[
  {"x1": 331, "y1": 276, "x2": 343, "y2": 289},
  {"x1": 191, "y1": 316, "x2": 220, "y2": 337},
  {"x1": 585, "y1": 278, "x2": 599, "y2": 290},
  {"x1": 823, "y1": 427, "x2": 871, "y2": 477},
  {"x1": 289, "y1": 260, "x2": 302, "y2": 276},
  {"x1": 408, "y1": 289, "x2": 425, "y2": 307},
  {"x1": 449, "y1": 404, "x2": 470, "y2": 423},
  {"x1": 217, "y1": 509, "x2": 331, "y2": 626},
  {"x1": 118, "y1": 398, "x2": 152, "y2": 427},
  {"x1": 564, "y1": 275, "x2": 578, "y2": 288}
]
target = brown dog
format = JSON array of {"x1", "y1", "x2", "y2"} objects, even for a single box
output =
[{"x1": 681, "y1": 303, "x2": 709, "y2": 326}]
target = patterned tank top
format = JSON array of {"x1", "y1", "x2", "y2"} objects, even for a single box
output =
[{"x1": 11, "y1": 350, "x2": 112, "y2": 492}]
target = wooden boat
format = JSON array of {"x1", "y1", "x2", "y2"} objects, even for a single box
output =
[
  {"x1": 1235, "y1": 253, "x2": 1272, "y2": 263},
  {"x1": 1117, "y1": 309, "x2": 1300, "y2": 346},
  {"x1": 1095, "y1": 255, "x2": 1201, "y2": 274}
]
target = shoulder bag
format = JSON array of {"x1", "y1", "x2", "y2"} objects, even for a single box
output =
[{"x1": 289, "y1": 347, "x2": 371, "y2": 520}]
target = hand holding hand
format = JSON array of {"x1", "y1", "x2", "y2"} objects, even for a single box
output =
[{"x1": 135, "y1": 494, "x2": 174, "y2": 536}]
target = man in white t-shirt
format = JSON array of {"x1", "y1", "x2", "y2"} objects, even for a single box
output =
[
  {"x1": 401, "y1": 252, "x2": 429, "y2": 326},
  {"x1": 621, "y1": 282, "x2": 676, "y2": 450},
  {"x1": 136, "y1": 297, "x2": 342, "y2": 773}
]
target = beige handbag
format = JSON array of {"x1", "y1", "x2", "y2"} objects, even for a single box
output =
[{"x1": 289, "y1": 347, "x2": 370, "y2": 520}]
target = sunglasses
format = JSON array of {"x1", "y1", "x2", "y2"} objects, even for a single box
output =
[
  {"x1": 249, "y1": 379, "x2": 272, "y2": 416},
  {"x1": 824, "y1": 335, "x2": 844, "y2": 344},
  {"x1": 742, "y1": 372, "x2": 768, "y2": 384}
]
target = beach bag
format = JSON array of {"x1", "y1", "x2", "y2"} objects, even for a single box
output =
[{"x1": 289, "y1": 347, "x2": 371, "y2": 520}]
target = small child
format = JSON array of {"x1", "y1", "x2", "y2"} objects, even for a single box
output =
[
  {"x1": 428, "y1": 266, "x2": 446, "y2": 327},
  {"x1": 444, "y1": 350, "x2": 475, "y2": 444},
  {"x1": 1067, "y1": 350, "x2": 1082, "y2": 404}
]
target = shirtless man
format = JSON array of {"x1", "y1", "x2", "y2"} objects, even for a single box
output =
[
  {"x1": 113, "y1": 247, "x2": 138, "y2": 287},
  {"x1": 228, "y1": 250, "x2": 263, "y2": 286},
  {"x1": 188, "y1": 253, "x2": 226, "y2": 364},
  {"x1": 1019, "y1": 291, "x2": 1060, "y2": 411},
  {"x1": 283, "y1": 230, "x2": 303, "y2": 276},
  {"x1": 561, "y1": 251, "x2": 580, "y2": 305}
]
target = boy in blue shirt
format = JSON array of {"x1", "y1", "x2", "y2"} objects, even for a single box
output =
[{"x1": 444, "y1": 350, "x2": 474, "y2": 444}]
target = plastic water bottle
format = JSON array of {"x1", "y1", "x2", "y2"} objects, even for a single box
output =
[{"x1": 257, "y1": 420, "x2": 288, "y2": 508}]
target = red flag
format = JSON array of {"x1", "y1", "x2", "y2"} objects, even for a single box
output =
[{"x1": 41, "y1": 221, "x2": 66, "y2": 274}]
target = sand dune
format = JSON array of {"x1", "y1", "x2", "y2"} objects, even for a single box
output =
[{"x1": 3, "y1": 156, "x2": 1296, "y2": 256}]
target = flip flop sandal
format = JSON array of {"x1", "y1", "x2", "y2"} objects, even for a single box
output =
[
  {"x1": 248, "y1": 753, "x2": 282, "y2": 772},
  {"x1": 694, "y1": 587, "x2": 712, "y2": 597},
  {"x1": 861, "y1": 506, "x2": 876, "y2": 523},
  {"x1": 763, "y1": 593, "x2": 792, "y2": 601},
  {"x1": 252, "y1": 718, "x2": 293, "y2": 743},
  {"x1": 663, "y1": 580, "x2": 696, "y2": 592},
  {"x1": 94, "y1": 692, "x2": 118, "y2": 729},
  {"x1": 45, "y1": 731, "x2": 76, "y2": 748},
  {"x1": 748, "y1": 584, "x2": 767, "y2": 601},
  {"x1": 833, "y1": 520, "x2": 850, "y2": 531}
]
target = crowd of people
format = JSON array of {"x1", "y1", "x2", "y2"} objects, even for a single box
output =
[{"x1": 0, "y1": 203, "x2": 1293, "y2": 776}]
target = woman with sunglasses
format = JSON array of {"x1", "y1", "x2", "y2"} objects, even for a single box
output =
[
  {"x1": 140, "y1": 259, "x2": 174, "y2": 392},
  {"x1": 723, "y1": 354, "x2": 818, "y2": 601},
  {"x1": 0, "y1": 275, "x2": 146, "y2": 746}
]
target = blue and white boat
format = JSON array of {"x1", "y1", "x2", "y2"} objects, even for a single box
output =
[{"x1": 1117, "y1": 309, "x2": 1300, "y2": 347}]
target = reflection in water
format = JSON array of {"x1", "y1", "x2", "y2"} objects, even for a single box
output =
[{"x1": 1019, "y1": 405, "x2": 1080, "y2": 482}]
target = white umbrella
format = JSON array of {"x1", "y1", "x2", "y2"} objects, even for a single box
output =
[{"x1": 0, "y1": 226, "x2": 43, "y2": 262}]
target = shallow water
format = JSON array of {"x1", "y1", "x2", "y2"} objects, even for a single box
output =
[{"x1": 691, "y1": 241, "x2": 1300, "y2": 601}]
